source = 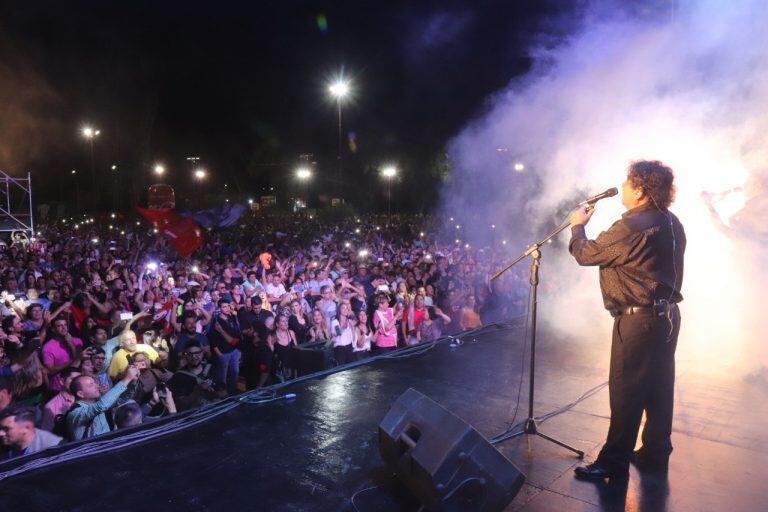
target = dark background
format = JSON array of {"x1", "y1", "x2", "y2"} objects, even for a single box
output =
[{"x1": 0, "y1": 0, "x2": 584, "y2": 213}]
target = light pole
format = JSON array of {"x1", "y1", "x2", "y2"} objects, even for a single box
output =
[
  {"x1": 193, "y1": 168, "x2": 207, "y2": 206},
  {"x1": 328, "y1": 80, "x2": 350, "y2": 186},
  {"x1": 381, "y1": 165, "x2": 397, "y2": 221},
  {"x1": 81, "y1": 126, "x2": 100, "y2": 209},
  {"x1": 296, "y1": 166, "x2": 312, "y2": 210}
]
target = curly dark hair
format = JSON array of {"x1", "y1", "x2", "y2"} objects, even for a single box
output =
[{"x1": 627, "y1": 160, "x2": 676, "y2": 209}]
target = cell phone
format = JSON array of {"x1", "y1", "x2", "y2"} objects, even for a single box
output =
[
  {"x1": 156, "y1": 382, "x2": 167, "y2": 398},
  {"x1": 114, "y1": 259, "x2": 122, "y2": 264},
  {"x1": 120, "y1": 312, "x2": 133, "y2": 321}
]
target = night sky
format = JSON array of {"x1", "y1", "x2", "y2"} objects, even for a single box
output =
[{"x1": 0, "y1": 0, "x2": 578, "y2": 213}]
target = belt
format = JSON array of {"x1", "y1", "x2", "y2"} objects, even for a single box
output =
[{"x1": 610, "y1": 302, "x2": 677, "y2": 318}]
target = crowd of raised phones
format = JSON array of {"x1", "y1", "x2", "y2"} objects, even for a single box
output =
[{"x1": 0, "y1": 213, "x2": 528, "y2": 461}]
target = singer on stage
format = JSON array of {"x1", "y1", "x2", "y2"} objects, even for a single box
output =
[{"x1": 568, "y1": 160, "x2": 686, "y2": 481}]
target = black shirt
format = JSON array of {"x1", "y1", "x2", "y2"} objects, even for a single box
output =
[{"x1": 569, "y1": 204, "x2": 686, "y2": 311}]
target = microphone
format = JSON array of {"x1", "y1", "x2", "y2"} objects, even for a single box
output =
[{"x1": 578, "y1": 187, "x2": 618, "y2": 207}]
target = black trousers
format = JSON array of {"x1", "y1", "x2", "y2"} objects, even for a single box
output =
[{"x1": 597, "y1": 307, "x2": 681, "y2": 471}]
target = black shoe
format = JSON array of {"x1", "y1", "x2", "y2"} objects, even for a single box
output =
[
  {"x1": 574, "y1": 462, "x2": 628, "y2": 481},
  {"x1": 630, "y1": 450, "x2": 669, "y2": 472}
]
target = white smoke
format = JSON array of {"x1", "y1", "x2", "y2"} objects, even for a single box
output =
[{"x1": 440, "y1": 0, "x2": 768, "y2": 375}]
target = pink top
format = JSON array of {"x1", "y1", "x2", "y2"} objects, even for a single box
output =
[
  {"x1": 373, "y1": 308, "x2": 397, "y2": 348},
  {"x1": 42, "y1": 337, "x2": 83, "y2": 391},
  {"x1": 41, "y1": 392, "x2": 75, "y2": 432}
]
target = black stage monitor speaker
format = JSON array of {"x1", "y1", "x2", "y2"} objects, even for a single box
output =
[{"x1": 379, "y1": 388, "x2": 525, "y2": 511}]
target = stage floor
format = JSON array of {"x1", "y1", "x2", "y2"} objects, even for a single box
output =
[{"x1": 1, "y1": 322, "x2": 767, "y2": 511}]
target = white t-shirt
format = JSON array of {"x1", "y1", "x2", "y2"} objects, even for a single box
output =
[
  {"x1": 265, "y1": 283, "x2": 286, "y2": 298},
  {"x1": 331, "y1": 319, "x2": 355, "y2": 347}
]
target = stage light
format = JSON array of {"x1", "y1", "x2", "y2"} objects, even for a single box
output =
[
  {"x1": 381, "y1": 166, "x2": 397, "y2": 178},
  {"x1": 296, "y1": 167, "x2": 312, "y2": 180},
  {"x1": 514, "y1": 162, "x2": 525, "y2": 172},
  {"x1": 154, "y1": 164, "x2": 165, "y2": 176}
]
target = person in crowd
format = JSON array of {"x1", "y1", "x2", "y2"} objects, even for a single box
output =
[
  {"x1": 67, "y1": 364, "x2": 139, "y2": 441},
  {"x1": 308, "y1": 309, "x2": 331, "y2": 342},
  {"x1": 108, "y1": 330, "x2": 159, "y2": 380},
  {"x1": 459, "y1": 294, "x2": 482, "y2": 330},
  {"x1": 0, "y1": 377, "x2": 13, "y2": 412},
  {"x1": 331, "y1": 302, "x2": 356, "y2": 365},
  {"x1": 352, "y1": 309, "x2": 372, "y2": 360},
  {"x1": 168, "y1": 341, "x2": 216, "y2": 410},
  {"x1": 288, "y1": 299, "x2": 311, "y2": 345},
  {"x1": 173, "y1": 313, "x2": 211, "y2": 366},
  {"x1": 42, "y1": 317, "x2": 84, "y2": 391},
  {"x1": 40, "y1": 367, "x2": 81, "y2": 432},
  {"x1": 402, "y1": 294, "x2": 427, "y2": 346},
  {"x1": 372, "y1": 293, "x2": 401, "y2": 354},
  {"x1": 0, "y1": 406, "x2": 63, "y2": 460},
  {"x1": 209, "y1": 299, "x2": 242, "y2": 396},
  {"x1": 273, "y1": 313, "x2": 297, "y2": 378},
  {"x1": 418, "y1": 306, "x2": 451, "y2": 343}
]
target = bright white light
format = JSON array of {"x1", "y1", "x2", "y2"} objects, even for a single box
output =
[
  {"x1": 354, "y1": 228, "x2": 360, "y2": 234},
  {"x1": 91, "y1": 238, "x2": 99, "y2": 244},
  {"x1": 71, "y1": 170, "x2": 77, "y2": 175},
  {"x1": 344, "y1": 242, "x2": 351, "y2": 248},
  {"x1": 152, "y1": 228, "x2": 159, "y2": 234},
  {"x1": 358, "y1": 249, "x2": 369, "y2": 257},
  {"x1": 110, "y1": 213, "x2": 116, "y2": 218},
  {"x1": 154, "y1": 164, "x2": 165, "y2": 175},
  {"x1": 514, "y1": 162, "x2": 525, "y2": 172},
  {"x1": 146, "y1": 262, "x2": 158, "y2": 271},
  {"x1": 425, "y1": 254, "x2": 432, "y2": 260},
  {"x1": 329, "y1": 81, "x2": 350, "y2": 98},
  {"x1": 502, "y1": 240, "x2": 508, "y2": 245},
  {"x1": 111, "y1": 164, "x2": 117, "y2": 170},
  {"x1": 456, "y1": 224, "x2": 461, "y2": 229},
  {"x1": 296, "y1": 167, "x2": 312, "y2": 180},
  {"x1": 194, "y1": 169, "x2": 207, "y2": 180},
  {"x1": 420, "y1": 232, "x2": 424, "y2": 237},
  {"x1": 136, "y1": 221, "x2": 140, "y2": 226},
  {"x1": 491, "y1": 224, "x2": 496, "y2": 229},
  {"x1": 381, "y1": 166, "x2": 397, "y2": 178},
  {"x1": 248, "y1": 198, "x2": 254, "y2": 204},
  {"x1": 464, "y1": 244, "x2": 470, "y2": 249},
  {"x1": 191, "y1": 266, "x2": 199, "y2": 273}
]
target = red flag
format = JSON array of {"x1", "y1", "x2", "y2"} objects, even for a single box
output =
[{"x1": 137, "y1": 207, "x2": 204, "y2": 258}]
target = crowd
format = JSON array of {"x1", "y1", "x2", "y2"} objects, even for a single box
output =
[{"x1": 0, "y1": 213, "x2": 529, "y2": 461}]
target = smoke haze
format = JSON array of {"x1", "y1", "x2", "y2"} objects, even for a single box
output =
[{"x1": 439, "y1": 0, "x2": 768, "y2": 375}]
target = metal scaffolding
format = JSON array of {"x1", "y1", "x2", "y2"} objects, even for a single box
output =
[{"x1": 0, "y1": 170, "x2": 34, "y2": 236}]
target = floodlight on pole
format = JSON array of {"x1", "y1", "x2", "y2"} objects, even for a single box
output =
[
  {"x1": 329, "y1": 79, "x2": 351, "y2": 186},
  {"x1": 296, "y1": 167, "x2": 312, "y2": 180},
  {"x1": 381, "y1": 165, "x2": 398, "y2": 219}
]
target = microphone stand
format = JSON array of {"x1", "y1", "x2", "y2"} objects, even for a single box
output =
[{"x1": 490, "y1": 216, "x2": 585, "y2": 458}]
